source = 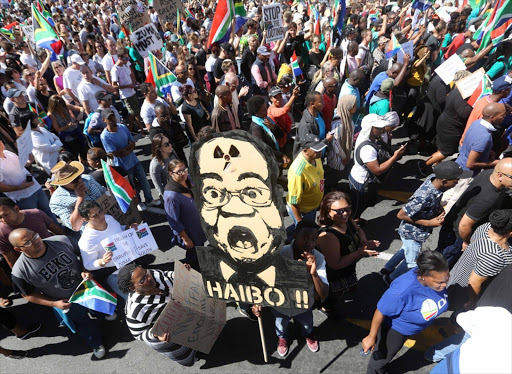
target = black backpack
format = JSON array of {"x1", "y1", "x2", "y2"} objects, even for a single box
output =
[{"x1": 354, "y1": 140, "x2": 391, "y2": 184}]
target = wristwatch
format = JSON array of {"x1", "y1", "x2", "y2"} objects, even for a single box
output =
[{"x1": 100, "y1": 260, "x2": 106, "y2": 267}]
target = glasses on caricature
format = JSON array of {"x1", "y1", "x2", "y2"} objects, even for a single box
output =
[{"x1": 202, "y1": 186, "x2": 272, "y2": 208}]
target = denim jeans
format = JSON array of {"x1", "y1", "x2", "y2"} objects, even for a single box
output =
[
  {"x1": 349, "y1": 174, "x2": 366, "y2": 219},
  {"x1": 105, "y1": 273, "x2": 128, "y2": 301},
  {"x1": 424, "y1": 331, "x2": 470, "y2": 363},
  {"x1": 285, "y1": 205, "x2": 317, "y2": 243},
  {"x1": 384, "y1": 249, "x2": 404, "y2": 273},
  {"x1": 65, "y1": 303, "x2": 103, "y2": 349},
  {"x1": 272, "y1": 308, "x2": 313, "y2": 339},
  {"x1": 17, "y1": 188, "x2": 58, "y2": 223},
  {"x1": 390, "y1": 237, "x2": 423, "y2": 280},
  {"x1": 126, "y1": 161, "x2": 153, "y2": 204}
]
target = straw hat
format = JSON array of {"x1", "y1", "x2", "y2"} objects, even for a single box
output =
[{"x1": 50, "y1": 161, "x2": 85, "y2": 186}]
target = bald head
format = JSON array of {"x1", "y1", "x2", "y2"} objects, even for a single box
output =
[
  {"x1": 482, "y1": 102, "x2": 506, "y2": 125},
  {"x1": 9, "y1": 228, "x2": 34, "y2": 247},
  {"x1": 348, "y1": 69, "x2": 365, "y2": 86},
  {"x1": 323, "y1": 77, "x2": 337, "y2": 88},
  {"x1": 224, "y1": 72, "x2": 238, "y2": 85},
  {"x1": 495, "y1": 158, "x2": 512, "y2": 174},
  {"x1": 388, "y1": 63, "x2": 403, "y2": 79}
]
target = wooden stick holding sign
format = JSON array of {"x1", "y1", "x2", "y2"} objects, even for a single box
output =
[{"x1": 258, "y1": 316, "x2": 268, "y2": 363}]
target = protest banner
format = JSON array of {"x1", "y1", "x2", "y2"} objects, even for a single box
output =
[
  {"x1": 100, "y1": 222, "x2": 158, "y2": 269},
  {"x1": 456, "y1": 68, "x2": 486, "y2": 99},
  {"x1": 262, "y1": 4, "x2": 284, "y2": 42},
  {"x1": 96, "y1": 192, "x2": 141, "y2": 227},
  {"x1": 397, "y1": 40, "x2": 414, "y2": 64},
  {"x1": 154, "y1": 0, "x2": 183, "y2": 26},
  {"x1": 118, "y1": 0, "x2": 151, "y2": 31},
  {"x1": 20, "y1": 25, "x2": 36, "y2": 50},
  {"x1": 152, "y1": 261, "x2": 226, "y2": 354},
  {"x1": 130, "y1": 23, "x2": 163, "y2": 57},
  {"x1": 434, "y1": 54, "x2": 467, "y2": 85},
  {"x1": 16, "y1": 126, "x2": 32, "y2": 169}
]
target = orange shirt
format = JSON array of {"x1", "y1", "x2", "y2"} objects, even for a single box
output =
[
  {"x1": 268, "y1": 104, "x2": 292, "y2": 148},
  {"x1": 460, "y1": 96, "x2": 494, "y2": 145}
]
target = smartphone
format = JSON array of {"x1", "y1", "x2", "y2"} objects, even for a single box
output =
[
  {"x1": 360, "y1": 348, "x2": 371, "y2": 357},
  {"x1": 26, "y1": 175, "x2": 33, "y2": 182}
]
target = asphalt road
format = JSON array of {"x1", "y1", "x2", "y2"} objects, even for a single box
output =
[{"x1": 1, "y1": 129, "x2": 448, "y2": 374}]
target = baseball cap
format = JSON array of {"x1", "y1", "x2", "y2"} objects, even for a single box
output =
[
  {"x1": 95, "y1": 90, "x2": 113, "y2": 101},
  {"x1": 492, "y1": 75, "x2": 512, "y2": 92},
  {"x1": 300, "y1": 134, "x2": 327, "y2": 152},
  {"x1": 6, "y1": 88, "x2": 23, "y2": 98},
  {"x1": 380, "y1": 78, "x2": 395, "y2": 94},
  {"x1": 269, "y1": 86, "x2": 283, "y2": 97},
  {"x1": 433, "y1": 161, "x2": 473, "y2": 180},
  {"x1": 257, "y1": 46, "x2": 271, "y2": 56},
  {"x1": 170, "y1": 34, "x2": 179, "y2": 43},
  {"x1": 70, "y1": 54, "x2": 86, "y2": 65},
  {"x1": 221, "y1": 42, "x2": 235, "y2": 56},
  {"x1": 101, "y1": 108, "x2": 116, "y2": 120}
]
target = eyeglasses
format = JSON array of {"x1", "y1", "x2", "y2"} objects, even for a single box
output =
[
  {"x1": 138, "y1": 270, "x2": 150, "y2": 286},
  {"x1": 331, "y1": 207, "x2": 352, "y2": 215},
  {"x1": 498, "y1": 171, "x2": 512, "y2": 179},
  {"x1": 172, "y1": 167, "x2": 188, "y2": 175},
  {"x1": 202, "y1": 186, "x2": 272, "y2": 208},
  {"x1": 20, "y1": 233, "x2": 40, "y2": 248}
]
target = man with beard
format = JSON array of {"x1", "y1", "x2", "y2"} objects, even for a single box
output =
[{"x1": 189, "y1": 131, "x2": 312, "y2": 310}]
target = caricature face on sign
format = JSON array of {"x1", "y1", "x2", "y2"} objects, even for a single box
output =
[{"x1": 195, "y1": 135, "x2": 283, "y2": 262}]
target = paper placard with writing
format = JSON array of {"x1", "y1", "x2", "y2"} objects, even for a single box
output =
[
  {"x1": 16, "y1": 127, "x2": 33, "y2": 169},
  {"x1": 130, "y1": 23, "x2": 163, "y2": 57},
  {"x1": 456, "y1": 68, "x2": 486, "y2": 99},
  {"x1": 397, "y1": 40, "x2": 414, "y2": 64},
  {"x1": 434, "y1": 54, "x2": 467, "y2": 85},
  {"x1": 263, "y1": 4, "x2": 284, "y2": 42},
  {"x1": 118, "y1": 0, "x2": 151, "y2": 31},
  {"x1": 154, "y1": 0, "x2": 183, "y2": 25},
  {"x1": 96, "y1": 192, "x2": 141, "y2": 227},
  {"x1": 152, "y1": 262, "x2": 226, "y2": 353},
  {"x1": 20, "y1": 25, "x2": 36, "y2": 50}
]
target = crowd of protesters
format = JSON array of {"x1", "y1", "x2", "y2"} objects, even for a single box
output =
[{"x1": 0, "y1": 0, "x2": 511, "y2": 372}]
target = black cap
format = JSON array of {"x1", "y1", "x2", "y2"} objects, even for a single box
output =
[
  {"x1": 433, "y1": 161, "x2": 473, "y2": 180},
  {"x1": 101, "y1": 108, "x2": 116, "y2": 120},
  {"x1": 300, "y1": 134, "x2": 327, "y2": 152},
  {"x1": 269, "y1": 86, "x2": 283, "y2": 97},
  {"x1": 95, "y1": 90, "x2": 113, "y2": 101},
  {"x1": 220, "y1": 42, "x2": 235, "y2": 56}
]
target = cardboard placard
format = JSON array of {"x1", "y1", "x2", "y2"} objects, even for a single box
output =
[
  {"x1": 263, "y1": 4, "x2": 284, "y2": 42},
  {"x1": 100, "y1": 222, "x2": 158, "y2": 269},
  {"x1": 434, "y1": 54, "x2": 467, "y2": 85},
  {"x1": 129, "y1": 23, "x2": 163, "y2": 57},
  {"x1": 20, "y1": 25, "x2": 36, "y2": 50},
  {"x1": 397, "y1": 40, "x2": 414, "y2": 64},
  {"x1": 118, "y1": 0, "x2": 151, "y2": 31},
  {"x1": 456, "y1": 68, "x2": 486, "y2": 99},
  {"x1": 152, "y1": 262, "x2": 226, "y2": 354},
  {"x1": 16, "y1": 126, "x2": 32, "y2": 169},
  {"x1": 96, "y1": 192, "x2": 141, "y2": 227},
  {"x1": 154, "y1": 0, "x2": 183, "y2": 26}
]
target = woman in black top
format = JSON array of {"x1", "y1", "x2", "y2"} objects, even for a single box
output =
[
  {"x1": 179, "y1": 84, "x2": 210, "y2": 142},
  {"x1": 309, "y1": 35, "x2": 326, "y2": 69},
  {"x1": 316, "y1": 191, "x2": 380, "y2": 314}
]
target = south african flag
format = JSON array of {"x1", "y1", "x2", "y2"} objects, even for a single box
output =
[{"x1": 69, "y1": 279, "x2": 117, "y2": 315}]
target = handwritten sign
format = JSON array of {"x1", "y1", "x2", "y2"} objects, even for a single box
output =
[
  {"x1": 435, "y1": 54, "x2": 467, "y2": 85},
  {"x1": 154, "y1": 0, "x2": 183, "y2": 25},
  {"x1": 263, "y1": 4, "x2": 284, "y2": 42},
  {"x1": 456, "y1": 68, "x2": 486, "y2": 99},
  {"x1": 100, "y1": 223, "x2": 158, "y2": 268},
  {"x1": 96, "y1": 192, "x2": 141, "y2": 227},
  {"x1": 130, "y1": 23, "x2": 163, "y2": 57},
  {"x1": 20, "y1": 25, "x2": 35, "y2": 50},
  {"x1": 397, "y1": 40, "x2": 414, "y2": 64},
  {"x1": 152, "y1": 262, "x2": 226, "y2": 353},
  {"x1": 118, "y1": 0, "x2": 151, "y2": 31},
  {"x1": 16, "y1": 126, "x2": 32, "y2": 169}
]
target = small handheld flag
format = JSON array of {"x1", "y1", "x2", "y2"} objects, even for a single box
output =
[
  {"x1": 290, "y1": 51, "x2": 303, "y2": 79},
  {"x1": 386, "y1": 34, "x2": 401, "y2": 59},
  {"x1": 69, "y1": 279, "x2": 117, "y2": 316},
  {"x1": 467, "y1": 74, "x2": 492, "y2": 107},
  {"x1": 101, "y1": 160, "x2": 136, "y2": 213},
  {"x1": 147, "y1": 52, "x2": 177, "y2": 98}
]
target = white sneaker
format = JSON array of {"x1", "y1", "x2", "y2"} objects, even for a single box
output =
[
  {"x1": 104, "y1": 312, "x2": 117, "y2": 321},
  {"x1": 148, "y1": 199, "x2": 162, "y2": 207},
  {"x1": 93, "y1": 345, "x2": 106, "y2": 359},
  {"x1": 137, "y1": 202, "x2": 147, "y2": 211}
]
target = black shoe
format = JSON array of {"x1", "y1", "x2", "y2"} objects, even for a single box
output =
[
  {"x1": 382, "y1": 274, "x2": 392, "y2": 287},
  {"x1": 7, "y1": 350, "x2": 28, "y2": 359},
  {"x1": 17, "y1": 322, "x2": 42, "y2": 340}
]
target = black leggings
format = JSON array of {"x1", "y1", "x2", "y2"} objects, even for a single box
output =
[
  {"x1": 0, "y1": 307, "x2": 16, "y2": 331},
  {"x1": 366, "y1": 323, "x2": 408, "y2": 374}
]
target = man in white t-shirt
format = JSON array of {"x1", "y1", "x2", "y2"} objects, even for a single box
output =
[
  {"x1": 77, "y1": 64, "x2": 115, "y2": 115},
  {"x1": 102, "y1": 38, "x2": 118, "y2": 85},
  {"x1": 139, "y1": 83, "x2": 176, "y2": 131},
  {"x1": 19, "y1": 42, "x2": 37, "y2": 68},
  {"x1": 170, "y1": 65, "x2": 194, "y2": 106},
  {"x1": 63, "y1": 54, "x2": 85, "y2": 103}
]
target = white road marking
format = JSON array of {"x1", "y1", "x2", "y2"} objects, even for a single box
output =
[{"x1": 376, "y1": 252, "x2": 393, "y2": 261}]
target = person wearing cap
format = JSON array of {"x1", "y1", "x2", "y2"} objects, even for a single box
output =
[
  {"x1": 460, "y1": 75, "x2": 512, "y2": 145},
  {"x1": 6, "y1": 88, "x2": 35, "y2": 131},
  {"x1": 251, "y1": 45, "x2": 277, "y2": 96},
  {"x1": 77, "y1": 64, "x2": 115, "y2": 116},
  {"x1": 62, "y1": 54, "x2": 85, "y2": 103},
  {"x1": 213, "y1": 43, "x2": 235, "y2": 84},
  {"x1": 85, "y1": 90, "x2": 121, "y2": 148},
  {"x1": 369, "y1": 78, "x2": 394, "y2": 115},
  {"x1": 381, "y1": 161, "x2": 471, "y2": 285},
  {"x1": 100, "y1": 108, "x2": 158, "y2": 211},
  {"x1": 49, "y1": 160, "x2": 106, "y2": 231},
  {"x1": 287, "y1": 134, "x2": 327, "y2": 228},
  {"x1": 268, "y1": 85, "x2": 301, "y2": 149}
]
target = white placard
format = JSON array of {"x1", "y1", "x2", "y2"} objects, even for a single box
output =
[
  {"x1": 434, "y1": 54, "x2": 467, "y2": 85},
  {"x1": 397, "y1": 40, "x2": 414, "y2": 64},
  {"x1": 456, "y1": 68, "x2": 486, "y2": 99},
  {"x1": 263, "y1": 4, "x2": 284, "y2": 42},
  {"x1": 16, "y1": 126, "x2": 33, "y2": 169},
  {"x1": 100, "y1": 223, "x2": 159, "y2": 269},
  {"x1": 129, "y1": 23, "x2": 163, "y2": 57},
  {"x1": 20, "y1": 25, "x2": 36, "y2": 50}
]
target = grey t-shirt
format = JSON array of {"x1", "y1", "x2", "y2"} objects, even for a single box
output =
[{"x1": 12, "y1": 236, "x2": 83, "y2": 300}]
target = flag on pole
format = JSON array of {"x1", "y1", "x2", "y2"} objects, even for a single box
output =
[
  {"x1": 233, "y1": 0, "x2": 247, "y2": 33},
  {"x1": 101, "y1": 160, "x2": 136, "y2": 213},
  {"x1": 290, "y1": 51, "x2": 303, "y2": 78},
  {"x1": 386, "y1": 34, "x2": 401, "y2": 58},
  {"x1": 146, "y1": 52, "x2": 177, "y2": 98},
  {"x1": 314, "y1": 8, "x2": 321, "y2": 35},
  {"x1": 32, "y1": 4, "x2": 63, "y2": 61},
  {"x1": 412, "y1": 0, "x2": 434, "y2": 11},
  {"x1": 333, "y1": 0, "x2": 346, "y2": 34},
  {"x1": 207, "y1": 0, "x2": 235, "y2": 47},
  {"x1": 36, "y1": 0, "x2": 55, "y2": 28},
  {"x1": 467, "y1": 74, "x2": 492, "y2": 107},
  {"x1": 0, "y1": 21, "x2": 18, "y2": 39},
  {"x1": 475, "y1": 0, "x2": 512, "y2": 51},
  {"x1": 28, "y1": 103, "x2": 51, "y2": 130},
  {"x1": 69, "y1": 279, "x2": 117, "y2": 316}
]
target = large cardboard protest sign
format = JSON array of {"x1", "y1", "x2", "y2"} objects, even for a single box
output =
[
  {"x1": 100, "y1": 223, "x2": 158, "y2": 268},
  {"x1": 456, "y1": 68, "x2": 486, "y2": 99},
  {"x1": 189, "y1": 131, "x2": 313, "y2": 310},
  {"x1": 16, "y1": 126, "x2": 32, "y2": 169},
  {"x1": 152, "y1": 262, "x2": 226, "y2": 353},
  {"x1": 130, "y1": 23, "x2": 163, "y2": 57},
  {"x1": 154, "y1": 0, "x2": 183, "y2": 25},
  {"x1": 263, "y1": 4, "x2": 284, "y2": 42},
  {"x1": 96, "y1": 192, "x2": 141, "y2": 227},
  {"x1": 435, "y1": 54, "x2": 467, "y2": 85},
  {"x1": 118, "y1": 0, "x2": 151, "y2": 31}
]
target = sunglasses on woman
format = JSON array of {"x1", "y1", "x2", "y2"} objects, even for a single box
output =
[{"x1": 331, "y1": 207, "x2": 351, "y2": 215}]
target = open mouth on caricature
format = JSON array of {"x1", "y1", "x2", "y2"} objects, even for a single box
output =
[{"x1": 227, "y1": 226, "x2": 259, "y2": 254}]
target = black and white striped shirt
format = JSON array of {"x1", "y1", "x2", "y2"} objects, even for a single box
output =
[
  {"x1": 449, "y1": 223, "x2": 512, "y2": 288},
  {"x1": 125, "y1": 269, "x2": 174, "y2": 342}
]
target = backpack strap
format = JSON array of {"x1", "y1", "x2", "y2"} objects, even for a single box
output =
[{"x1": 355, "y1": 140, "x2": 380, "y2": 181}]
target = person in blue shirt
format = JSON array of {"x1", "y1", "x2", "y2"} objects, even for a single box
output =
[
  {"x1": 362, "y1": 251, "x2": 450, "y2": 374},
  {"x1": 100, "y1": 109, "x2": 156, "y2": 212}
]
